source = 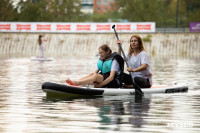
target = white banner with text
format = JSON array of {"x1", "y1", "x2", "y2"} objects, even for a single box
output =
[{"x1": 0, "y1": 22, "x2": 155, "y2": 33}]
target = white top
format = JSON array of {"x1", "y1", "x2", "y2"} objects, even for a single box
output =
[
  {"x1": 96, "y1": 59, "x2": 121, "y2": 75},
  {"x1": 126, "y1": 51, "x2": 153, "y2": 85},
  {"x1": 41, "y1": 37, "x2": 46, "y2": 47}
]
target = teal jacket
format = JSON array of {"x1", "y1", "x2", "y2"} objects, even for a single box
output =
[
  {"x1": 97, "y1": 52, "x2": 124, "y2": 76},
  {"x1": 97, "y1": 58, "x2": 112, "y2": 74},
  {"x1": 97, "y1": 52, "x2": 124, "y2": 88}
]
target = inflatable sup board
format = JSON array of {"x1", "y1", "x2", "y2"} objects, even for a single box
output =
[
  {"x1": 31, "y1": 56, "x2": 53, "y2": 61},
  {"x1": 42, "y1": 82, "x2": 188, "y2": 97}
]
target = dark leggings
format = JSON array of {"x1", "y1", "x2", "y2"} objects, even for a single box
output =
[{"x1": 123, "y1": 73, "x2": 151, "y2": 88}]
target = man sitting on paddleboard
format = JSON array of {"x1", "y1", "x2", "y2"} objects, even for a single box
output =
[{"x1": 66, "y1": 44, "x2": 124, "y2": 88}]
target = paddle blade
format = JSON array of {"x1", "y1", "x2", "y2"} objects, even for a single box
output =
[
  {"x1": 135, "y1": 88, "x2": 144, "y2": 96},
  {"x1": 134, "y1": 84, "x2": 144, "y2": 96},
  {"x1": 112, "y1": 25, "x2": 115, "y2": 29}
]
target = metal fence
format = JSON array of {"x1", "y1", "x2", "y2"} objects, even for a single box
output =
[{"x1": 156, "y1": 28, "x2": 191, "y2": 33}]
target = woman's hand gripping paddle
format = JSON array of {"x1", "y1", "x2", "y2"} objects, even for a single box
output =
[{"x1": 112, "y1": 25, "x2": 143, "y2": 96}]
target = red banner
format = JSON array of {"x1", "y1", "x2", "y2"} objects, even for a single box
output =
[
  {"x1": 0, "y1": 24, "x2": 11, "y2": 30},
  {"x1": 96, "y1": 25, "x2": 110, "y2": 31},
  {"x1": 56, "y1": 24, "x2": 71, "y2": 31},
  {"x1": 117, "y1": 25, "x2": 131, "y2": 30},
  {"x1": 76, "y1": 25, "x2": 91, "y2": 31},
  {"x1": 37, "y1": 24, "x2": 51, "y2": 30},
  {"x1": 16, "y1": 24, "x2": 31, "y2": 30},
  {"x1": 136, "y1": 24, "x2": 151, "y2": 30}
]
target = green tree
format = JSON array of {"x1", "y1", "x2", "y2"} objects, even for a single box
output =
[
  {"x1": 92, "y1": 13, "x2": 109, "y2": 22},
  {"x1": 17, "y1": 0, "x2": 84, "y2": 22},
  {"x1": 184, "y1": 0, "x2": 200, "y2": 25},
  {"x1": 17, "y1": 0, "x2": 48, "y2": 21},
  {"x1": 118, "y1": 0, "x2": 167, "y2": 27},
  {"x1": 49, "y1": 0, "x2": 84, "y2": 22},
  {"x1": 0, "y1": 0, "x2": 18, "y2": 21},
  {"x1": 117, "y1": 0, "x2": 200, "y2": 28}
]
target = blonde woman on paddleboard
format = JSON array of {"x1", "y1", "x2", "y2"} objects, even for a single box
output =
[{"x1": 117, "y1": 34, "x2": 153, "y2": 88}]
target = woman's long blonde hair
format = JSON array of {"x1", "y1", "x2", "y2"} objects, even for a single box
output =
[{"x1": 128, "y1": 34, "x2": 146, "y2": 57}]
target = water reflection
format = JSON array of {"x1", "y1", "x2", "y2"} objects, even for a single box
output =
[{"x1": 80, "y1": 95, "x2": 152, "y2": 131}]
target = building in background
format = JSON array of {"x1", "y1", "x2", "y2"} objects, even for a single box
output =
[
  {"x1": 80, "y1": 0, "x2": 93, "y2": 14},
  {"x1": 29, "y1": 0, "x2": 118, "y2": 14},
  {"x1": 93, "y1": 0, "x2": 118, "y2": 14}
]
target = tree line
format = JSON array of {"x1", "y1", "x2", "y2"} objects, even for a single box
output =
[{"x1": 0, "y1": 0, "x2": 200, "y2": 28}]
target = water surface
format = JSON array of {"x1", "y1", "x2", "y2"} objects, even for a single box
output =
[{"x1": 0, "y1": 56, "x2": 200, "y2": 133}]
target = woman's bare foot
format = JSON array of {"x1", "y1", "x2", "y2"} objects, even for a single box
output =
[
  {"x1": 66, "y1": 79, "x2": 80, "y2": 86},
  {"x1": 66, "y1": 79, "x2": 74, "y2": 85},
  {"x1": 72, "y1": 81, "x2": 79, "y2": 86}
]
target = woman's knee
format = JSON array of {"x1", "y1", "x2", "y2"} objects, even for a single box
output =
[
  {"x1": 134, "y1": 77, "x2": 151, "y2": 88},
  {"x1": 91, "y1": 73, "x2": 98, "y2": 79},
  {"x1": 94, "y1": 73, "x2": 104, "y2": 82},
  {"x1": 89, "y1": 73, "x2": 94, "y2": 76}
]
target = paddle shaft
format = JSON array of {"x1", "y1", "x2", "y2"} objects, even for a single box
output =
[
  {"x1": 112, "y1": 25, "x2": 143, "y2": 96},
  {"x1": 113, "y1": 28, "x2": 129, "y2": 67}
]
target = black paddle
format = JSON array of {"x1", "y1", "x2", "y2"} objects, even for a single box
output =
[{"x1": 112, "y1": 25, "x2": 143, "y2": 96}]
